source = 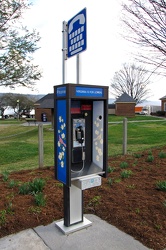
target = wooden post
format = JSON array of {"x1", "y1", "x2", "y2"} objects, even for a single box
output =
[
  {"x1": 38, "y1": 123, "x2": 44, "y2": 168},
  {"x1": 123, "y1": 118, "x2": 127, "y2": 155}
]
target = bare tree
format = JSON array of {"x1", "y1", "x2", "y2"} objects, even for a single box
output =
[
  {"x1": 110, "y1": 63, "x2": 151, "y2": 104},
  {"x1": 121, "y1": 0, "x2": 166, "y2": 75}
]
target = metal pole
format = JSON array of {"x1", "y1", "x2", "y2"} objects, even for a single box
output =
[
  {"x1": 17, "y1": 100, "x2": 19, "y2": 121},
  {"x1": 62, "y1": 21, "x2": 67, "y2": 84},
  {"x1": 123, "y1": 118, "x2": 127, "y2": 155},
  {"x1": 38, "y1": 123, "x2": 44, "y2": 168},
  {"x1": 76, "y1": 54, "x2": 80, "y2": 84}
]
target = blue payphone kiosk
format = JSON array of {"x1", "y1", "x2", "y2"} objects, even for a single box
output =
[{"x1": 54, "y1": 83, "x2": 108, "y2": 233}]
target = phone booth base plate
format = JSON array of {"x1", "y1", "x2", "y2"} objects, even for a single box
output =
[{"x1": 55, "y1": 217, "x2": 92, "y2": 235}]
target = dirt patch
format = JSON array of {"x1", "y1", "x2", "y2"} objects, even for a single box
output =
[{"x1": 0, "y1": 146, "x2": 166, "y2": 250}]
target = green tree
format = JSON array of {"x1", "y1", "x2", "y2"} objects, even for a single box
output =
[
  {"x1": 0, "y1": 0, "x2": 42, "y2": 89},
  {"x1": 122, "y1": 0, "x2": 166, "y2": 75},
  {"x1": 110, "y1": 63, "x2": 151, "y2": 104}
]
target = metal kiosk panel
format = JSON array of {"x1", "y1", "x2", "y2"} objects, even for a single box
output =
[{"x1": 54, "y1": 83, "x2": 108, "y2": 230}]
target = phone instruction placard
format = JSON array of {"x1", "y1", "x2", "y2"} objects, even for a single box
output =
[{"x1": 68, "y1": 8, "x2": 87, "y2": 58}]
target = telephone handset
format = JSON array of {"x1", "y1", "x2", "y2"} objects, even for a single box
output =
[
  {"x1": 75, "y1": 126, "x2": 84, "y2": 144},
  {"x1": 68, "y1": 14, "x2": 85, "y2": 34},
  {"x1": 72, "y1": 118, "x2": 85, "y2": 148}
]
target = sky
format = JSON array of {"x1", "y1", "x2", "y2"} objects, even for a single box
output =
[{"x1": 1, "y1": 0, "x2": 164, "y2": 102}]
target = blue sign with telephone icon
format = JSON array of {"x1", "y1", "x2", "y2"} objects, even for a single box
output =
[{"x1": 68, "y1": 8, "x2": 87, "y2": 58}]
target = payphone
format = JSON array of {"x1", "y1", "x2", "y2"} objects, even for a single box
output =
[
  {"x1": 54, "y1": 83, "x2": 108, "y2": 233},
  {"x1": 71, "y1": 117, "x2": 85, "y2": 172}
]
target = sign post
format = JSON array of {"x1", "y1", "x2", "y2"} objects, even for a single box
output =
[{"x1": 62, "y1": 21, "x2": 67, "y2": 84}]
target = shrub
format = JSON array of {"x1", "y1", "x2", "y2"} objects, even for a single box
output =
[
  {"x1": 8, "y1": 179, "x2": 19, "y2": 188},
  {"x1": 2, "y1": 171, "x2": 9, "y2": 182},
  {"x1": 5, "y1": 194, "x2": 14, "y2": 214},
  {"x1": 108, "y1": 177, "x2": 113, "y2": 186},
  {"x1": 29, "y1": 178, "x2": 46, "y2": 194},
  {"x1": 121, "y1": 170, "x2": 133, "y2": 178},
  {"x1": 156, "y1": 180, "x2": 166, "y2": 191},
  {"x1": 34, "y1": 193, "x2": 46, "y2": 207},
  {"x1": 156, "y1": 111, "x2": 166, "y2": 116},
  {"x1": 19, "y1": 178, "x2": 46, "y2": 195},
  {"x1": 120, "y1": 161, "x2": 128, "y2": 169},
  {"x1": 108, "y1": 166, "x2": 115, "y2": 173},
  {"x1": 19, "y1": 182, "x2": 31, "y2": 195},
  {"x1": 158, "y1": 151, "x2": 166, "y2": 159},
  {"x1": 114, "y1": 178, "x2": 121, "y2": 183},
  {"x1": 28, "y1": 206, "x2": 41, "y2": 214},
  {"x1": 146, "y1": 155, "x2": 154, "y2": 162},
  {"x1": 0, "y1": 210, "x2": 7, "y2": 226},
  {"x1": 134, "y1": 153, "x2": 141, "y2": 158},
  {"x1": 55, "y1": 182, "x2": 63, "y2": 188},
  {"x1": 88, "y1": 196, "x2": 101, "y2": 207},
  {"x1": 126, "y1": 184, "x2": 135, "y2": 189}
]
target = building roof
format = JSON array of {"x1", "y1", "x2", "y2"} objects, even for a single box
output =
[
  {"x1": 115, "y1": 93, "x2": 136, "y2": 103},
  {"x1": 35, "y1": 93, "x2": 54, "y2": 108},
  {"x1": 160, "y1": 95, "x2": 166, "y2": 100}
]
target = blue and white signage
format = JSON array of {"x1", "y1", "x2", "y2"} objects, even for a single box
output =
[
  {"x1": 57, "y1": 86, "x2": 66, "y2": 97},
  {"x1": 68, "y1": 8, "x2": 87, "y2": 58},
  {"x1": 76, "y1": 87, "x2": 103, "y2": 97}
]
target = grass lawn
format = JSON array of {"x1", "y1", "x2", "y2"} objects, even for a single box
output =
[
  {"x1": 108, "y1": 114, "x2": 166, "y2": 155},
  {"x1": 0, "y1": 115, "x2": 166, "y2": 173},
  {"x1": 0, "y1": 121, "x2": 54, "y2": 173}
]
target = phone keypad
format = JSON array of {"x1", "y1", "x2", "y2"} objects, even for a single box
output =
[{"x1": 69, "y1": 26, "x2": 85, "y2": 55}]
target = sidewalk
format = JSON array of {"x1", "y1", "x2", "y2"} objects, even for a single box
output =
[{"x1": 0, "y1": 214, "x2": 150, "y2": 250}]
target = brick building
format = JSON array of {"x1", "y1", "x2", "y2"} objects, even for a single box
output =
[
  {"x1": 115, "y1": 93, "x2": 136, "y2": 117},
  {"x1": 160, "y1": 95, "x2": 166, "y2": 112},
  {"x1": 34, "y1": 94, "x2": 54, "y2": 123}
]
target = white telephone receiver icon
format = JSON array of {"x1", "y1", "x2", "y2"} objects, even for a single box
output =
[{"x1": 68, "y1": 14, "x2": 85, "y2": 34}]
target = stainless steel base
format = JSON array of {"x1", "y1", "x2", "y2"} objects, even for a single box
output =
[{"x1": 55, "y1": 217, "x2": 92, "y2": 235}]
